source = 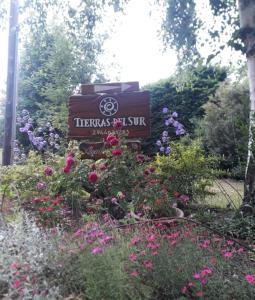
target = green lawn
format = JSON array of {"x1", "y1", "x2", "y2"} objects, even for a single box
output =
[{"x1": 202, "y1": 179, "x2": 243, "y2": 209}]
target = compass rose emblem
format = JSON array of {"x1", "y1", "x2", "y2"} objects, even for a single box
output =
[{"x1": 99, "y1": 97, "x2": 119, "y2": 116}]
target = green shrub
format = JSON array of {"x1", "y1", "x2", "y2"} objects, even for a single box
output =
[
  {"x1": 199, "y1": 81, "x2": 249, "y2": 178},
  {"x1": 154, "y1": 140, "x2": 217, "y2": 200}
]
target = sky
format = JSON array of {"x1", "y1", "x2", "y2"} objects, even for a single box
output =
[
  {"x1": 0, "y1": 0, "x2": 176, "y2": 96},
  {"x1": 0, "y1": 0, "x2": 246, "y2": 98}
]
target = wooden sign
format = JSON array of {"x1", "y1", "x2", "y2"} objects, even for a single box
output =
[
  {"x1": 68, "y1": 90, "x2": 150, "y2": 139},
  {"x1": 79, "y1": 140, "x2": 141, "y2": 160},
  {"x1": 80, "y1": 81, "x2": 139, "y2": 95}
]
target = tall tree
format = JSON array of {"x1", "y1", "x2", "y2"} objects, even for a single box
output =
[{"x1": 159, "y1": 0, "x2": 255, "y2": 209}]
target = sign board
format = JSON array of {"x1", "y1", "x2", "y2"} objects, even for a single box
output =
[
  {"x1": 79, "y1": 140, "x2": 141, "y2": 160},
  {"x1": 80, "y1": 81, "x2": 139, "y2": 95},
  {"x1": 68, "y1": 90, "x2": 150, "y2": 139}
]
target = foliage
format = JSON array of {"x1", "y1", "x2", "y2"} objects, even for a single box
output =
[
  {"x1": 155, "y1": 140, "x2": 217, "y2": 201},
  {"x1": 143, "y1": 64, "x2": 227, "y2": 155},
  {"x1": 55, "y1": 221, "x2": 255, "y2": 299},
  {"x1": 199, "y1": 81, "x2": 249, "y2": 179},
  {"x1": 161, "y1": 0, "x2": 239, "y2": 64},
  {"x1": 161, "y1": 0, "x2": 201, "y2": 63},
  {"x1": 0, "y1": 214, "x2": 61, "y2": 298}
]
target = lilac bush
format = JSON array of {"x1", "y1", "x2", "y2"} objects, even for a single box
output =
[
  {"x1": 17, "y1": 110, "x2": 60, "y2": 154},
  {"x1": 156, "y1": 107, "x2": 185, "y2": 155}
]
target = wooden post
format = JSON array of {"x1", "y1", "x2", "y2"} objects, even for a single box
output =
[{"x1": 2, "y1": 0, "x2": 19, "y2": 166}]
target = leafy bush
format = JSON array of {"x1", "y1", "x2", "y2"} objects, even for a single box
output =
[
  {"x1": 199, "y1": 81, "x2": 249, "y2": 179},
  {"x1": 154, "y1": 140, "x2": 217, "y2": 201},
  {"x1": 0, "y1": 214, "x2": 61, "y2": 298},
  {"x1": 143, "y1": 65, "x2": 227, "y2": 154}
]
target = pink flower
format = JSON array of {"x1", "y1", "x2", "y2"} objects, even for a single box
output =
[
  {"x1": 130, "y1": 271, "x2": 139, "y2": 277},
  {"x1": 201, "y1": 267, "x2": 213, "y2": 277},
  {"x1": 91, "y1": 247, "x2": 103, "y2": 255},
  {"x1": 245, "y1": 274, "x2": 255, "y2": 284},
  {"x1": 111, "y1": 197, "x2": 118, "y2": 204},
  {"x1": 237, "y1": 247, "x2": 244, "y2": 253},
  {"x1": 10, "y1": 262, "x2": 19, "y2": 270},
  {"x1": 201, "y1": 278, "x2": 208, "y2": 285},
  {"x1": 130, "y1": 236, "x2": 141, "y2": 245},
  {"x1": 44, "y1": 166, "x2": 53, "y2": 176},
  {"x1": 187, "y1": 282, "x2": 194, "y2": 288},
  {"x1": 179, "y1": 194, "x2": 190, "y2": 203},
  {"x1": 36, "y1": 182, "x2": 46, "y2": 190},
  {"x1": 147, "y1": 234, "x2": 156, "y2": 242},
  {"x1": 200, "y1": 240, "x2": 210, "y2": 249},
  {"x1": 143, "y1": 260, "x2": 153, "y2": 269},
  {"x1": 152, "y1": 251, "x2": 158, "y2": 256},
  {"x1": 129, "y1": 253, "x2": 137, "y2": 262},
  {"x1": 193, "y1": 273, "x2": 200, "y2": 280},
  {"x1": 181, "y1": 286, "x2": 187, "y2": 294},
  {"x1": 99, "y1": 163, "x2": 107, "y2": 171},
  {"x1": 136, "y1": 154, "x2": 145, "y2": 162},
  {"x1": 74, "y1": 229, "x2": 83, "y2": 237},
  {"x1": 12, "y1": 279, "x2": 21, "y2": 289},
  {"x1": 226, "y1": 240, "x2": 234, "y2": 245},
  {"x1": 223, "y1": 251, "x2": 233, "y2": 258},
  {"x1": 88, "y1": 171, "x2": 98, "y2": 184},
  {"x1": 196, "y1": 291, "x2": 204, "y2": 297},
  {"x1": 167, "y1": 232, "x2": 179, "y2": 239},
  {"x1": 146, "y1": 242, "x2": 160, "y2": 250}
]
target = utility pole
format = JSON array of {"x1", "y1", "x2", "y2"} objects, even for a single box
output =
[{"x1": 2, "y1": 0, "x2": 19, "y2": 166}]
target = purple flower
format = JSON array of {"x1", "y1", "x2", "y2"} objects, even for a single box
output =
[
  {"x1": 19, "y1": 127, "x2": 26, "y2": 133},
  {"x1": 165, "y1": 146, "x2": 171, "y2": 155},
  {"x1": 176, "y1": 128, "x2": 185, "y2": 136},
  {"x1": 160, "y1": 146, "x2": 165, "y2": 152},
  {"x1": 156, "y1": 140, "x2": 162, "y2": 147},
  {"x1": 172, "y1": 111, "x2": 178, "y2": 118},
  {"x1": 162, "y1": 131, "x2": 168, "y2": 137},
  {"x1": 162, "y1": 107, "x2": 168, "y2": 113},
  {"x1": 49, "y1": 127, "x2": 55, "y2": 132},
  {"x1": 173, "y1": 120, "x2": 179, "y2": 128},
  {"x1": 165, "y1": 119, "x2": 170, "y2": 126},
  {"x1": 162, "y1": 136, "x2": 168, "y2": 143},
  {"x1": 168, "y1": 117, "x2": 174, "y2": 125}
]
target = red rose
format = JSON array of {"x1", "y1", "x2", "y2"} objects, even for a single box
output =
[
  {"x1": 112, "y1": 149, "x2": 122, "y2": 156},
  {"x1": 113, "y1": 119, "x2": 123, "y2": 129},
  {"x1": 106, "y1": 134, "x2": 119, "y2": 146},
  {"x1": 66, "y1": 156, "x2": 75, "y2": 167},
  {"x1": 88, "y1": 171, "x2": 98, "y2": 184},
  {"x1": 63, "y1": 165, "x2": 71, "y2": 174}
]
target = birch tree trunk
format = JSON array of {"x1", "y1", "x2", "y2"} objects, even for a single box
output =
[{"x1": 239, "y1": 0, "x2": 255, "y2": 210}]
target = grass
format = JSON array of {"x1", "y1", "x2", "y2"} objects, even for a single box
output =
[{"x1": 202, "y1": 179, "x2": 243, "y2": 209}]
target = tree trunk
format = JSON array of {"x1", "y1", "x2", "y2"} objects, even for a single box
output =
[{"x1": 239, "y1": 0, "x2": 255, "y2": 210}]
